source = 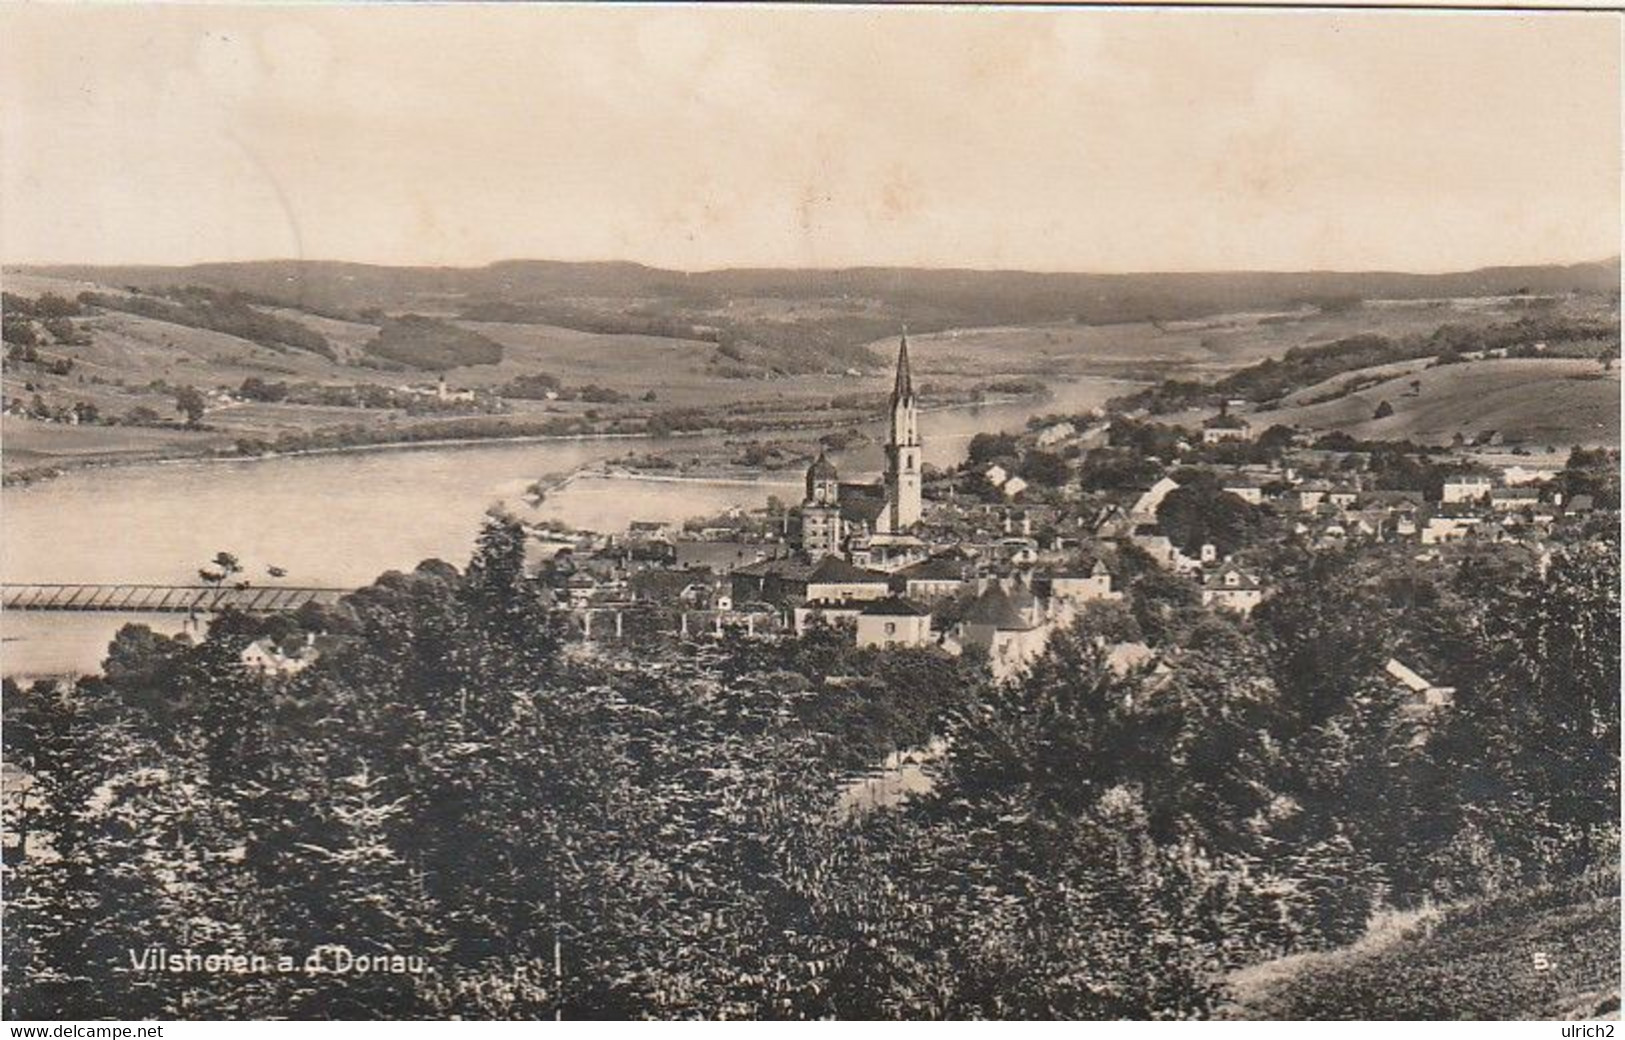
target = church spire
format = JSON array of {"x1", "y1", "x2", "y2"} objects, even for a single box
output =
[
  {"x1": 892, "y1": 330, "x2": 914, "y2": 403},
  {"x1": 882, "y1": 328, "x2": 923, "y2": 532}
]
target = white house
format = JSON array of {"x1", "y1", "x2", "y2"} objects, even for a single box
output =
[
  {"x1": 953, "y1": 587, "x2": 1053, "y2": 681},
  {"x1": 1441, "y1": 476, "x2": 1493, "y2": 504},
  {"x1": 855, "y1": 597, "x2": 934, "y2": 649},
  {"x1": 1489, "y1": 487, "x2": 1540, "y2": 511},
  {"x1": 1422, "y1": 516, "x2": 1479, "y2": 544},
  {"x1": 1201, "y1": 413, "x2": 1253, "y2": 443},
  {"x1": 240, "y1": 635, "x2": 320, "y2": 678},
  {"x1": 1200, "y1": 564, "x2": 1263, "y2": 616},
  {"x1": 893, "y1": 555, "x2": 972, "y2": 602},
  {"x1": 1043, "y1": 559, "x2": 1120, "y2": 605},
  {"x1": 803, "y1": 556, "x2": 892, "y2": 604},
  {"x1": 1035, "y1": 421, "x2": 1076, "y2": 447}
]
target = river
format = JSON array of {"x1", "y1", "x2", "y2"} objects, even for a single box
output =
[{"x1": 2, "y1": 377, "x2": 1133, "y2": 678}]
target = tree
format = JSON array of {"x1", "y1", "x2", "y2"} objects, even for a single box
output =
[
  {"x1": 1155, "y1": 480, "x2": 1263, "y2": 557},
  {"x1": 1017, "y1": 449, "x2": 1070, "y2": 488},
  {"x1": 1434, "y1": 543, "x2": 1620, "y2": 885},
  {"x1": 33, "y1": 292, "x2": 81, "y2": 319},
  {"x1": 174, "y1": 386, "x2": 207, "y2": 426},
  {"x1": 199, "y1": 551, "x2": 242, "y2": 589},
  {"x1": 966, "y1": 431, "x2": 1019, "y2": 467},
  {"x1": 1256, "y1": 424, "x2": 1298, "y2": 453},
  {"x1": 3, "y1": 315, "x2": 38, "y2": 347}
]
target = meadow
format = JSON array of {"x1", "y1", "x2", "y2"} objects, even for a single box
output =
[{"x1": 1223, "y1": 872, "x2": 1620, "y2": 1020}]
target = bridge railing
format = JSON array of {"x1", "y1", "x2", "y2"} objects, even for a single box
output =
[{"x1": 0, "y1": 583, "x2": 352, "y2": 614}]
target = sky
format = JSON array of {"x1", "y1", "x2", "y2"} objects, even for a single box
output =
[{"x1": 1, "y1": 5, "x2": 1619, "y2": 273}]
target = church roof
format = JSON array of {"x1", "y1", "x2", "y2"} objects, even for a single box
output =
[
  {"x1": 806, "y1": 450, "x2": 838, "y2": 483},
  {"x1": 891, "y1": 334, "x2": 914, "y2": 402},
  {"x1": 838, "y1": 484, "x2": 887, "y2": 525}
]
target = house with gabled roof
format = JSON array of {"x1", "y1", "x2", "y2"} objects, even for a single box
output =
[
  {"x1": 241, "y1": 633, "x2": 327, "y2": 680},
  {"x1": 1035, "y1": 558, "x2": 1121, "y2": 606},
  {"x1": 1200, "y1": 563, "x2": 1263, "y2": 616}
]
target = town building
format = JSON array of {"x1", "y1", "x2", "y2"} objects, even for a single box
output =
[
  {"x1": 856, "y1": 597, "x2": 935, "y2": 649},
  {"x1": 1201, "y1": 413, "x2": 1253, "y2": 443},
  {"x1": 1036, "y1": 559, "x2": 1121, "y2": 606},
  {"x1": 950, "y1": 586, "x2": 1053, "y2": 681},
  {"x1": 1442, "y1": 476, "x2": 1493, "y2": 504},
  {"x1": 1200, "y1": 563, "x2": 1263, "y2": 615}
]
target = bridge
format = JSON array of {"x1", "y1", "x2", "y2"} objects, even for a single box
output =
[{"x1": 1, "y1": 583, "x2": 352, "y2": 614}]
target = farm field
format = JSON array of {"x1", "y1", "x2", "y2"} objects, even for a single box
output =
[
  {"x1": 872, "y1": 297, "x2": 1533, "y2": 382},
  {"x1": 0, "y1": 413, "x2": 231, "y2": 467},
  {"x1": 1222, "y1": 876, "x2": 1620, "y2": 1020},
  {"x1": 1262, "y1": 357, "x2": 1620, "y2": 448}
]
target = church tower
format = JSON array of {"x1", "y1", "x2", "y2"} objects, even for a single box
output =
[
  {"x1": 799, "y1": 450, "x2": 843, "y2": 558},
  {"x1": 883, "y1": 334, "x2": 922, "y2": 531}
]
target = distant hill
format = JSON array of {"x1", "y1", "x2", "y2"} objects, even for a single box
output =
[{"x1": 17, "y1": 257, "x2": 1619, "y2": 331}]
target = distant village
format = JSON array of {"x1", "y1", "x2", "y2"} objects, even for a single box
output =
[{"x1": 493, "y1": 335, "x2": 1611, "y2": 699}]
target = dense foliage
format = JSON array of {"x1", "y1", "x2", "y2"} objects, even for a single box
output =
[
  {"x1": 79, "y1": 288, "x2": 337, "y2": 360},
  {"x1": 3, "y1": 518, "x2": 1617, "y2": 1019},
  {"x1": 363, "y1": 316, "x2": 504, "y2": 371}
]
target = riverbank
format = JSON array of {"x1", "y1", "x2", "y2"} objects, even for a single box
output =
[
  {"x1": 3, "y1": 383, "x2": 1103, "y2": 489},
  {"x1": 3, "y1": 373, "x2": 1138, "y2": 678}
]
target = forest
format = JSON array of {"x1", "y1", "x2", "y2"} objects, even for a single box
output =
[{"x1": 2, "y1": 516, "x2": 1618, "y2": 1019}]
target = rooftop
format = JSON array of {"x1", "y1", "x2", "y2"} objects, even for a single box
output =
[
  {"x1": 807, "y1": 555, "x2": 889, "y2": 585},
  {"x1": 957, "y1": 587, "x2": 1041, "y2": 629},
  {"x1": 860, "y1": 595, "x2": 932, "y2": 617}
]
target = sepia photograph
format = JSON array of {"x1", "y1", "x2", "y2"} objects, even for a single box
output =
[{"x1": 0, "y1": 0, "x2": 1620, "y2": 1025}]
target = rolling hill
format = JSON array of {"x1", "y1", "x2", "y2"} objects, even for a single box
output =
[
  {"x1": 1263, "y1": 357, "x2": 1620, "y2": 448},
  {"x1": 20, "y1": 258, "x2": 1619, "y2": 328},
  {"x1": 4, "y1": 258, "x2": 1617, "y2": 477}
]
